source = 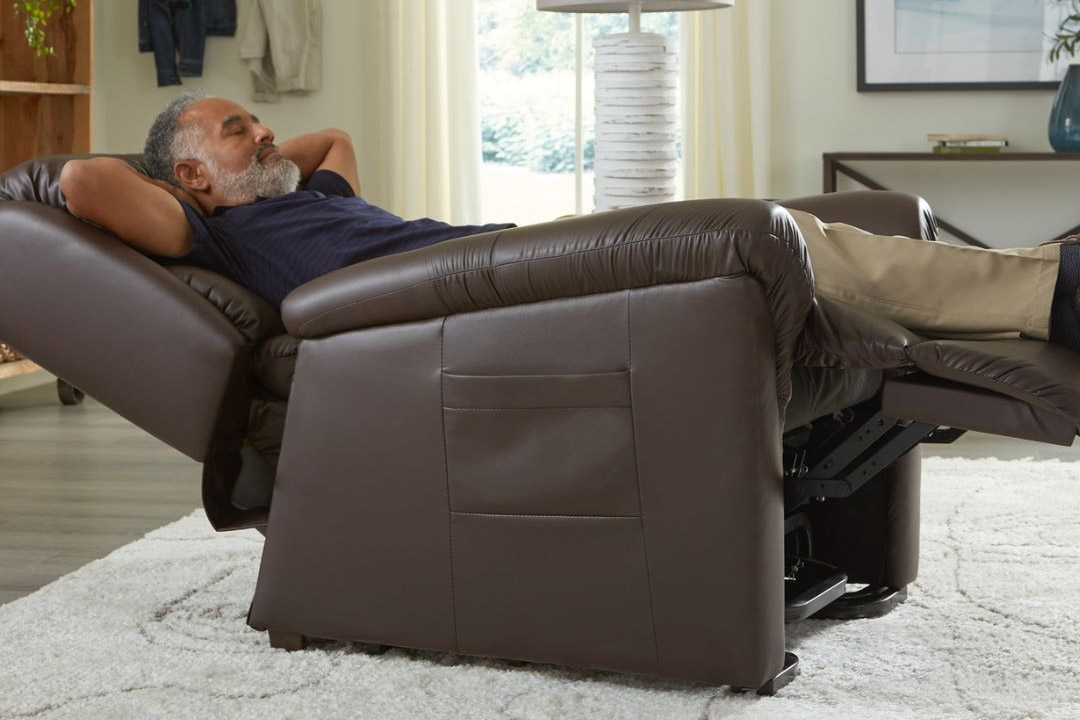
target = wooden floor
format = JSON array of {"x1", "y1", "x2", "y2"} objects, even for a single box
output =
[
  {"x1": 0, "y1": 382, "x2": 201, "y2": 605},
  {"x1": 2, "y1": 381, "x2": 1080, "y2": 607}
]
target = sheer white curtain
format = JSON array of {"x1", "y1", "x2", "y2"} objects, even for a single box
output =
[
  {"x1": 357, "y1": 0, "x2": 482, "y2": 224},
  {"x1": 679, "y1": 1, "x2": 772, "y2": 199}
]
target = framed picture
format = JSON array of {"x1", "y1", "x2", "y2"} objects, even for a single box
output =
[{"x1": 857, "y1": 0, "x2": 1071, "y2": 91}]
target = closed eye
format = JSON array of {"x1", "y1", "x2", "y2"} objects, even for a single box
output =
[{"x1": 221, "y1": 114, "x2": 251, "y2": 136}]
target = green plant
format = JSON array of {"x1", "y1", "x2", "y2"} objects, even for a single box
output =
[
  {"x1": 1051, "y1": 0, "x2": 1080, "y2": 62},
  {"x1": 12, "y1": 0, "x2": 76, "y2": 57}
]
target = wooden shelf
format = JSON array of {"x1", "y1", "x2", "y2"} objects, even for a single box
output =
[
  {"x1": 824, "y1": 151, "x2": 1080, "y2": 162},
  {"x1": 0, "y1": 0, "x2": 92, "y2": 171},
  {"x1": 0, "y1": 359, "x2": 41, "y2": 380},
  {"x1": 0, "y1": 80, "x2": 90, "y2": 96}
]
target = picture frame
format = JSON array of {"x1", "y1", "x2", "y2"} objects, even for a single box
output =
[{"x1": 857, "y1": 0, "x2": 1071, "y2": 91}]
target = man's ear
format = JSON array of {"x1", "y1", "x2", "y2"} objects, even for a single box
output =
[{"x1": 174, "y1": 160, "x2": 209, "y2": 192}]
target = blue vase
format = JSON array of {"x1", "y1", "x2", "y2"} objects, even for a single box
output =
[{"x1": 1049, "y1": 64, "x2": 1080, "y2": 152}]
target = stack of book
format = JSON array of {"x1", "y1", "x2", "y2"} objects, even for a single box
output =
[{"x1": 927, "y1": 134, "x2": 1009, "y2": 154}]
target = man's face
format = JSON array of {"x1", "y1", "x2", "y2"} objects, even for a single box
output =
[{"x1": 179, "y1": 98, "x2": 300, "y2": 204}]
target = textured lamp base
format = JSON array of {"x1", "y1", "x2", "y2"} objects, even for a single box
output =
[{"x1": 593, "y1": 32, "x2": 677, "y2": 211}]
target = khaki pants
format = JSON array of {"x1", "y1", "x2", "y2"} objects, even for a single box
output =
[{"x1": 787, "y1": 209, "x2": 1061, "y2": 341}]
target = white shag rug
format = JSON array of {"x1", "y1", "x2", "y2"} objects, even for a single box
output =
[{"x1": 3, "y1": 457, "x2": 1080, "y2": 720}]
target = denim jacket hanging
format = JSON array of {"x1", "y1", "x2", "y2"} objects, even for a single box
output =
[{"x1": 138, "y1": 0, "x2": 237, "y2": 87}]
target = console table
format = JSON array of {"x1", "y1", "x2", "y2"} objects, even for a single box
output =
[{"x1": 823, "y1": 152, "x2": 1080, "y2": 248}]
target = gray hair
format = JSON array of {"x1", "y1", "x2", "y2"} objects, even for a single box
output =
[{"x1": 143, "y1": 91, "x2": 208, "y2": 185}]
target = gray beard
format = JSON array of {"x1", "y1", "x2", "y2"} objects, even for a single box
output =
[{"x1": 207, "y1": 152, "x2": 301, "y2": 204}]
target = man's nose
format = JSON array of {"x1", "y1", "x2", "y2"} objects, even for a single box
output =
[{"x1": 254, "y1": 123, "x2": 274, "y2": 145}]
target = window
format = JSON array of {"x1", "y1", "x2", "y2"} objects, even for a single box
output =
[{"x1": 477, "y1": 0, "x2": 678, "y2": 225}]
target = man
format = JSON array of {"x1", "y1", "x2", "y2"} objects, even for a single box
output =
[
  {"x1": 59, "y1": 92, "x2": 513, "y2": 309},
  {"x1": 60, "y1": 92, "x2": 1080, "y2": 353},
  {"x1": 789, "y1": 208, "x2": 1076, "y2": 349}
]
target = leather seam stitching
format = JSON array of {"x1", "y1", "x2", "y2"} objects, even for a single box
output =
[
  {"x1": 442, "y1": 406, "x2": 630, "y2": 411},
  {"x1": 913, "y1": 352, "x2": 1071, "y2": 417},
  {"x1": 449, "y1": 512, "x2": 641, "y2": 519},
  {"x1": 439, "y1": 320, "x2": 460, "y2": 653},
  {"x1": 626, "y1": 289, "x2": 661, "y2": 671}
]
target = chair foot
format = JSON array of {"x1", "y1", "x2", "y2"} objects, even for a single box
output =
[
  {"x1": 268, "y1": 630, "x2": 307, "y2": 651},
  {"x1": 57, "y1": 379, "x2": 84, "y2": 406},
  {"x1": 359, "y1": 642, "x2": 389, "y2": 655},
  {"x1": 733, "y1": 652, "x2": 800, "y2": 696},
  {"x1": 813, "y1": 584, "x2": 908, "y2": 620}
]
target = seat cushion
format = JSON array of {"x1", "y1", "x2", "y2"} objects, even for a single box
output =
[
  {"x1": 785, "y1": 366, "x2": 882, "y2": 431},
  {"x1": 797, "y1": 296, "x2": 920, "y2": 369},
  {"x1": 254, "y1": 334, "x2": 298, "y2": 398},
  {"x1": 169, "y1": 266, "x2": 285, "y2": 343}
]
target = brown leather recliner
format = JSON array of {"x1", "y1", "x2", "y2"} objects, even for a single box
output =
[{"x1": 1, "y1": 155, "x2": 1077, "y2": 694}]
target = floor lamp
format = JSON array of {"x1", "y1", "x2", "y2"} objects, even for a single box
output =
[{"x1": 536, "y1": 0, "x2": 733, "y2": 212}]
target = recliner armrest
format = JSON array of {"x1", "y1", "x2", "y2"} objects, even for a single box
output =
[
  {"x1": 780, "y1": 191, "x2": 937, "y2": 241},
  {"x1": 282, "y1": 200, "x2": 816, "y2": 417},
  {"x1": 282, "y1": 199, "x2": 813, "y2": 340}
]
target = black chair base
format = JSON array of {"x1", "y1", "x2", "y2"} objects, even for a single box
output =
[
  {"x1": 733, "y1": 652, "x2": 801, "y2": 696},
  {"x1": 785, "y1": 556, "x2": 848, "y2": 622},
  {"x1": 813, "y1": 585, "x2": 908, "y2": 620}
]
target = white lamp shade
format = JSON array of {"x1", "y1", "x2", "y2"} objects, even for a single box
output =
[{"x1": 537, "y1": 0, "x2": 732, "y2": 12}]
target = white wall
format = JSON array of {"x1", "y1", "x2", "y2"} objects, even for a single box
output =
[
  {"x1": 92, "y1": 0, "x2": 378, "y2": 200},
  {"x1": 92, "y1": 0, "x2": 1079, "y2": 248},
  {"x1": 769, "y1": 0, "x2": 1078, "y2": 248}
]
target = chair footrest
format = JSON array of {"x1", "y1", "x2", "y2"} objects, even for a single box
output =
[{"x1": 784, "y1": 556, "x2": 848, "y2": 622}]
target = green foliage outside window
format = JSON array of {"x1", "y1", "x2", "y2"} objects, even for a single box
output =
[
  {"x1": 478, "y1": 0, "x2": 676, "y2": 173},
  {"x1": 478, "y1": 4, "x2": 674, "y2": 77},
  {"x1": 481, "y1": 103, "x2": 595, "y2": 173}
]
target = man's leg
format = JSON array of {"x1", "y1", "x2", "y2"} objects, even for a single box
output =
[
  {"x1": 1052, "y1": 245, "x2": 1080, "y2": 349},
  {"x1": 787, "y1": 209, "x2": 1061, "y2": 341}
]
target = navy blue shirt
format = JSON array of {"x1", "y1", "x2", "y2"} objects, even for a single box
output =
[{"x1": 178, "y1": 170, "x2": 514, "y2": 307}]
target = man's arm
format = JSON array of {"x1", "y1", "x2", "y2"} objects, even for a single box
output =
[
  {"x1": 60, "y1": 157, "x2": 194, "y2": 257},
  {"x1": 277, "y1": 128, "x2": 361, "y2": 196}
]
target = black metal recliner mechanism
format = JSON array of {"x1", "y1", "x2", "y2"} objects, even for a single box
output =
[{"x1": 780, "y1": 398, "x2": 965, "y2": 623}]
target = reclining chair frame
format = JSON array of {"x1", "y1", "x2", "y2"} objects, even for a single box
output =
[{"x1": 2, "y1": 154, "x2": 1078, "y2": 696}]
